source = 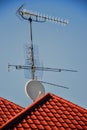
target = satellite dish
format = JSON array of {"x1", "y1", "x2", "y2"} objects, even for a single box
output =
[{"x1": 25, "y1": 80, "x2": 45, "y2": 101}]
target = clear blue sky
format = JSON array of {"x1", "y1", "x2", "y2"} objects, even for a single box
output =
[{"x1": 0, "y1": 0, "x2": 87, "y2": 108}]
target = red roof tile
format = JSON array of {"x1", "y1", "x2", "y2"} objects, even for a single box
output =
[{"x1": 0, "y1": 93, "x2": 87, "y2": 130}]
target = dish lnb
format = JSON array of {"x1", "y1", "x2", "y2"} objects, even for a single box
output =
[{"x1": 25, "y1": 80, "x2": 45, "y2": 101}]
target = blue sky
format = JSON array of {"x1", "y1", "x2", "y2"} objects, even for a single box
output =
[{"x1": 0, "y1": 0, "x2": 87, "y2": 108}]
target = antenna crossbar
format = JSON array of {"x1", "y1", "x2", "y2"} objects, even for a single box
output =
[{"x1": 8, "y1": 64, "x2": 77, "y2": 73}]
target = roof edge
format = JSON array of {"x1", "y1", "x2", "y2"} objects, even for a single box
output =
[
  {"x1": 51, "y1": 93, "x2": 87, "y2": 111},
  {"x1": 0, "y1": 97, "x2": 24, "y2": 109},
  {"x1": 1, "y1": 93, "x2": 51, "y2": 130}
]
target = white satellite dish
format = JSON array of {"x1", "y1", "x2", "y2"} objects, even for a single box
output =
[{"x1": 25, "y1": 79, "x2": 45, "y2": 101}]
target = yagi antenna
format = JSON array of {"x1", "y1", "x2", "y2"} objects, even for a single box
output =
[
  {"x1": 17, "y1": 4, "x2": 68, "y2": 24},
  {"x1": 8, "y1": 5, "x2": 77, "y2": 94}
]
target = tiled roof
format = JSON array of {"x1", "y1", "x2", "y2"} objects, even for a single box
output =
[{"x1": 0, "y1": 93, "x2": 87, "y2": 130}]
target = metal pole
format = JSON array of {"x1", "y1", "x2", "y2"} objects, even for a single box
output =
[{"x1": 29, "y1": 18, "x2": 35, "y2": 79}]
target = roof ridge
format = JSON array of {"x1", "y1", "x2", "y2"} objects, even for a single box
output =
[{"x1": 1, "y1": 93, "x2": 51, "y2": 130}]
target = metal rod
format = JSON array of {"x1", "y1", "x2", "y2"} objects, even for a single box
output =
[
  {"x1": 41, "y1": 81, "x2": 69, "y2": 89},
  {"x1": 29, "y1": 18, "x2": 35, "y2": 79}
]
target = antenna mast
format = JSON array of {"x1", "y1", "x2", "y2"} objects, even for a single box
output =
[{"x1": 29, "y1": 18, "x2": 35, "y2": 79}]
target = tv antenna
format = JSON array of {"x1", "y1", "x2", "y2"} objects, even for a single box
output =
[{"x1": 8, "y1": 4, "x2": 77, "y2": 100}]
